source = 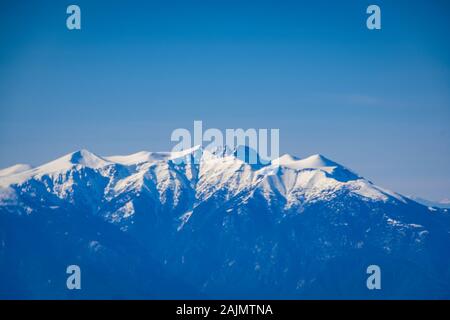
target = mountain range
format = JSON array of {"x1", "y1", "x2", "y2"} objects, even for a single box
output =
[{"x1": 1, "y1": 147, "x2": 449, "y2": 299}]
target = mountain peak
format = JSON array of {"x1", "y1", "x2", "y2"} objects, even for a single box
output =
[
  {"x1": 271, "y1": 153, "x2": 362, "y2": 182},
  {"x1": 276, "y1": 154, "x2": 300, "y2": 163},
  {"x1": 299, "y1": 154, "x2": 339, "y2": 168},
  {"x1": 34, "y1": 149, "x2": 112, "y2": 174},
  {"x1": 68, "y1": 149, "x2": 111, "y2": 168},
  {"x1": 274, "y1": 153, "x2": 339, "y2": 170}
]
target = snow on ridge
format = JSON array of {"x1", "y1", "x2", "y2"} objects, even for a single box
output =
[
  {"x1": 0, "y1": 149, "x2": 112, "y2": 188},
  {"x1": 0, "y1": 148, "x2": 411, "y2": 206},
  {"x1": 273, "y1": 153, "x2": 336, "y2": 168},
  {"x1": 406, "y1": 196, "x2": 450, "y2": 209},
  {"x1": 28, "y1": 149, "x2": 113, "y2": 173},
  {"x1": 292, "y1": 154, "x2": 338, "y2": 169},
  {"x1": 0, "y1": 164, "x2": 32, "y2": 177},
  {"x1": 68, "y1": 149, "x2": 112, "y2": 168},
  {"x1": 106, "y1": 151, "x2": 171, "y2": 166},
  {"x1": 0, "y1": 148, "x2": 347, "y2": 179},
  {"x1": 168, "y1": 145, "x2": 203, "y2": 162},
  {"x1": 105, "y1": 146, "x2": 204, "y2": 166},
  {"x1": 272, "y1": 153, "x2": 356, "y2": 174}
]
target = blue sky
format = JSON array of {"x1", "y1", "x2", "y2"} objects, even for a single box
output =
[{"x1": 0, "y1": 0, "x2": 449, "y2": 200}]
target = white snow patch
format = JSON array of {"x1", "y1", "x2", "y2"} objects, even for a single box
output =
[
  {"x1": 178, "y1": 211, "x2": 193, "y2": 231},
  {"x1": 118, "y1": 201, "x2": 135, "y2": 218},
  {"x1": 88, "y1": 240, "x2": 102, "y2": 252},
  {"x1": 0, "y1": 187, "x2": 17, "y2": 205}
]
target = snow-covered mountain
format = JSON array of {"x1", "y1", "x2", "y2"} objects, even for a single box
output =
[{"x1": 1, "y1": 148, "x2": 449, "y2": 299}]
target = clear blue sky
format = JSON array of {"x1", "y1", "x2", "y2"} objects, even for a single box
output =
[{"x1": 1, "y1": 0, "x2": 449, "y2": 200}]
